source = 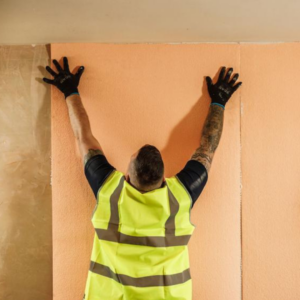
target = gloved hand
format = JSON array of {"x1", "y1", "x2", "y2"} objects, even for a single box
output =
[
  {"x1": 43, "y1": 57, "x2": 84, "y2": 99},
  {"x1": 205, "y1": 67, "x2": 242, "y2": 109}
]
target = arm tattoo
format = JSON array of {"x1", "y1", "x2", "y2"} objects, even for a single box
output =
[
  {"x1": 191, "y1": 105, "x2": 224, "y2": 172},
  {"x1": 84, "y1": 149, "x2": 104, "y2": 166},
  {"x1": 191, "y1": 151, "x2": 213, "y2": 171},
  {"x1": 200, "y1": 105, "x2": 224, "y2": 153}
]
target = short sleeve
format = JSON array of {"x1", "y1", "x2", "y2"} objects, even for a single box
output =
[
  {"x1": 175, "y1": 160, "x2": 208, "y2": 209},
  {"x1": 84, "y1": 154, "x2": 116, "y2": 200}
]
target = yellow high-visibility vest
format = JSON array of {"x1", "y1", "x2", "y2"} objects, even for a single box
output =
[{"x1": 83, "y1": 169, "x2": 196, "y2": 300}]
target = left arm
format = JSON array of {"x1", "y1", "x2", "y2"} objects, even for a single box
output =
[{"x1": 65, "y1": 93, "x2": 104, "y2": 166}]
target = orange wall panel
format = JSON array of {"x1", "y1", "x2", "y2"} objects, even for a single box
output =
[
  {"x1": 51, "y1": 43, "x2": 242, "y2": 300},
  {"x1": 52, "y1": 43, "x2": 300, "y2": 300},
  {"x1": 241, "y1": 44, "x2": 300, "y2": 300}
]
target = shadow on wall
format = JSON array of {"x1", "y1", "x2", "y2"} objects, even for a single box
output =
[{"x1": 160, "y1": 72, "x2": 220, "y2": 176}]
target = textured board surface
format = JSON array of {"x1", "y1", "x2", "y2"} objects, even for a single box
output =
[
  {"x1": 0, "y1": 45, "x2": 52, "y2": 300},
  {"x1": 241, "y1": 44, "x2": 300, "y2": 300},
  {"x1": 52, "y1": 43, "x2": 298, "y2": 300},
  {"x1": 51, "y1": 43, "x2": 241, "y2": 300}
]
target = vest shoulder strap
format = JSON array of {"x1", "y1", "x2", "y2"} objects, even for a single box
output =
[{"x1": 165, "y1": 175, "x2": 196, "y2": 228}]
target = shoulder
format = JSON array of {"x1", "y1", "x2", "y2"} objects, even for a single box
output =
[
  {"x1": 84, "y1": 153, "x2": 119, "y2": 199},
  {"x1": 84, "y1": 149, "x2": 105, "y2": 167},
  {"x1": 177, "y1": 160, "x2": 208, "y2": 182},
  {"x1": 84, "y1": 153, "x2": 114, "y2": 174},
  {"x1": 174, "y1": 160, "x2": 209, "y2": 208}
]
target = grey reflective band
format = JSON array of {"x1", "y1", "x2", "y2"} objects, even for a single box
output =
[
  {"x1": 95, "y1": 224, "x2": 191, "y2": 247},
  {"x1": 89, "y1": 260, "x2": 191, "y2": 287},
  {"x1": 94, "y1": 175, "x2": 192, "y2": 247}
]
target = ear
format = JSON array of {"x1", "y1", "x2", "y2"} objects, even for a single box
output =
[{"x1": 125, "y1": 174, "x2": 130, "y2": 182}]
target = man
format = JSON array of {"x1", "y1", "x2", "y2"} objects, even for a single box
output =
[{"x1": 43, "y1": 57, "x2": 242, "y2": 300}]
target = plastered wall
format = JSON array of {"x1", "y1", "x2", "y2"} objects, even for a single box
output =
[
  {"x1": 51, "y1": 43, "x2": 300, "y2": 300},
  {"x1": 0, "y1": 45, "x2": 52, "y2": 300}
]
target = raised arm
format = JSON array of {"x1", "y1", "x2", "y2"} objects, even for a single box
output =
[
  {"x1": 65, "y1": 94, "x2": 104, "y2": 165},
  {"x1": 190, "y1": 66, "x2": 242, "y2": 174},
  {"x1": 190, "y1": 104, "x2": 224, "y2": 173},
  {"x1": 43, "y1": 57, "x2": 104, "y2": 166}
]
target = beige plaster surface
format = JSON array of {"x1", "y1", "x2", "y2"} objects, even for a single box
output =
[{"x1": 0, "y1": 45, "x2": 52, "y2": 300}]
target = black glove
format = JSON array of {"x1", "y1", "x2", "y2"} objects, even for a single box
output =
[
  {"x1": 206, "y1": 67, "x2": 242, "y2": 109},
  {"x1": 43, "y1": 57, "x2": 84, "y2": 99}
]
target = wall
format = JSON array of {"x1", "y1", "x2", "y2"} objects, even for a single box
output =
[
  {"x1": 51, "y1": 43, "x2": 300, "y2": 300},
  {"x1": 0, "y1": 45, "x2": 52, "y2": 300},
  {"x1": 241, "y1": 44, "x2": 300, "y2": 300}
]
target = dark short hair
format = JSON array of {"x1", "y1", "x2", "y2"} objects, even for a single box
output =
[{"x1": 133, "y1": 144, "x2": 164, "y2": 188}]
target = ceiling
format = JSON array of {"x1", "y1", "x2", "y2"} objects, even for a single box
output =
[{"x1": 1, "y1": 0, "x2": 300, "y2": 45}]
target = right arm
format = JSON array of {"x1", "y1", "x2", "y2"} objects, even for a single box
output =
[
  {"x1": 190, "y1": 65, "x2": 243, "y2": 174},
  {"x1": 176, "y1": 67, "x2": 242, "y2": 208},
  {"x1": 190, "y1": 103, "x2": 224, "y2": 174}
]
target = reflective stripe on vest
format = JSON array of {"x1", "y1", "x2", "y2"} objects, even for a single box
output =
[{"x1": 84, "y1": 170, "x2": 196, "y2": 300}]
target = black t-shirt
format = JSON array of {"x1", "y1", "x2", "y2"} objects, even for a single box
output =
[{"x1": 84, "y1": 155, "x2": 208, "y2": 209}]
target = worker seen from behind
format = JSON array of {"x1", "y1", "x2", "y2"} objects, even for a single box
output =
[{"x1": 43, "y1": 57, "x2": 242, "y2": 300}]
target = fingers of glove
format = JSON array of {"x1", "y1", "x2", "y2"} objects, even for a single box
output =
[
  {"x1": 233, "y1": 82, "x2": 242, "y2": 92},
  {"x1": 43, "y1": 77, "x2": 55, "y2": 85},
  {"x1": 229, "y1": 73, "x2": 239, "y2": 86},
  {"x1": 53, "y1": 59, "x2": 64, "y2": 73},
  {"x1": 63, "y1": 57, "x2": 70, "y2": 73},
  {"x1": 75, "y1": 66, "x2": 85, "y2": 82},
  {"x1": 217, "y1": 66, "x2": 226, "y2": 83},
  {"x1": 206, "y1": 76, "x2": 213, "y2": 90},
  {"x1": 224, "y1": 68, "x2": 233, "y2": 82},
  {"x1": 46, "y1": 66, "x2": 58, "y2": 77}
]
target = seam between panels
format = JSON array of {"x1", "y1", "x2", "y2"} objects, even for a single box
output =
[{"x1": 238, "y1": 42, "x2": 243, "y2": 300}]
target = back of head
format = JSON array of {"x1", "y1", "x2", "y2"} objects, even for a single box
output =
[{"x1": 133, "y1": 144, "x2": 164, "y2": 190}]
